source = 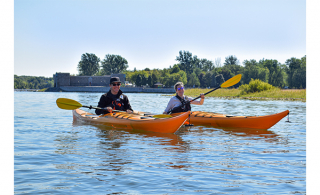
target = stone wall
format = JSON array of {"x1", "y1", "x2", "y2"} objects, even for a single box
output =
[
  {"x1": 54, "y1": 73, "x2": 70, "y2": 87},
  {"x1": 70, "y1": 76, "x2": 109, "y2": 86},
  {"x1": 54, "y1": 72, "x2": 126, "y2": 87},
  {"x1": 59, "y1": 86, "x2": 175, "y2": 93}
]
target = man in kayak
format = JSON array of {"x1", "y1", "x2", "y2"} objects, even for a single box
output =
[
  {"x1": 95, "y1": 77, "x2": 133, "y2": 115},
  {"x1": 163, "y1": 82, "x2": 205, "y2": 114}
]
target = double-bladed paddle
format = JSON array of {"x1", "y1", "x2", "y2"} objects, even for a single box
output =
[{"x1": 56, "y1": 98, "x2": 172, "y2": 118}]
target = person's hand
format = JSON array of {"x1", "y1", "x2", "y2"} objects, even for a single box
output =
[
  {"x1": 126, "y1": 110, "x2": 133, "y2": 113},
  {"x1": 163, "y1": 111, "x2": 167, "y2": 114},
  {"x1": 200, "y1": 93, "x2": 205, "y2": 99},
  {"x1": 105, "y1": 107, "x2": 113, "y2": 113}
]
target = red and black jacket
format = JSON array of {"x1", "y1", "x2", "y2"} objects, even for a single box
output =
[{"x1": 95, "y1": 89, "x2": 133, "y2": 115}]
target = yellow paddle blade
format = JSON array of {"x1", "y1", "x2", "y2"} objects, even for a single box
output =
[
  {"x1": 152, "y1": 114, "x2": 172, "y2": 118},
  {"x1": 220, "y1": 74, "x2": 242, "y2": 88},
  {"x1": 56, "y1": 98, "x2": 82, "y2": 110}
]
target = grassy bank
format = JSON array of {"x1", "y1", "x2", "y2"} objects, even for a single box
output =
[{"x1": 183, "y1": 88, "x2": 306, "y2": 102}]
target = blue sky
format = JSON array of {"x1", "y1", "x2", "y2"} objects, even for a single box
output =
[{"x1": 13, "y1": 0, "x2": 307, "y2": 77}]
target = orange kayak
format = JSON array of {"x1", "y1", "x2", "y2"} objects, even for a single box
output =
[
  {"x1": 72, "y1": 109, "x2": 190, "y2": 134},
  {"x1": 176, "y1": 110, "x2": 289, "y2": 129}
]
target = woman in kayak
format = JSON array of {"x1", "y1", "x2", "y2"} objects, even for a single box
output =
[
  {"x1": 163, "y1": 82, "x2": 205, "y2": 114},
  {"x1": 95, "y1": 77, "x2": 133, "y2": 115}
]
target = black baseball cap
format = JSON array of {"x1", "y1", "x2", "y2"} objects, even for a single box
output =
[{"x1": 110, "y1": 77, "x2": 121, "y2": 84}]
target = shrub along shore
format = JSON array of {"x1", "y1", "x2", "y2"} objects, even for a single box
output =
[{"x1": 183, "y1": 88, "x2": 306, "y2": 102}]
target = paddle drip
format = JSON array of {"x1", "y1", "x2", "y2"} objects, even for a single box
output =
[
  {"x1": 286, "y1": 112, "x2": 291, "y2": 123},
  {"x1": 185, "y1": 112, "x2": 194, "y2": 127}
]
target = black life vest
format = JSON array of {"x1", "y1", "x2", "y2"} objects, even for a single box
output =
[
  {"x1": 170, "y1": 95, "x2": 191, "y2": 113},
  {"x1": 110, "y1": 95, "x2": 125, "y2": 111}
]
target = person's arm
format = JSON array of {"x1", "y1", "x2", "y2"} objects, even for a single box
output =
[
  {"x1": 189, "y1": 94, "x2": 205, "y2": 105},
  {"x1": 124, "y1": 96, "x2": 133, "y2": 113},
  {"x1": 95, "y1": 96, "x2": 111, "y2": 115}
]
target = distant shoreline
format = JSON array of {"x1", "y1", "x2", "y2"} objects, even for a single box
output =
[
  {"x1": 14, "y1": 87, "x2": 306, "y2": 102},
  {"x1": 184, "y1": 88, "x2": 306, "y2": 102}
]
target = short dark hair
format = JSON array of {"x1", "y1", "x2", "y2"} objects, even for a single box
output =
[{"x1": 110, "y1": 77, "x2": 121, "y2": 84}]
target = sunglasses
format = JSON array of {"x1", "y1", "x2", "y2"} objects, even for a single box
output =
[
  {"x1": 177, "y1": 87, "x2": 184, "y2": 90},
  {"x1": 112, "y1": 83, "x2": 121, "y2": 86}
]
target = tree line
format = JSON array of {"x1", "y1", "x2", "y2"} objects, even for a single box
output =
[
  {"x1": 15, "y1": 51, "x2": 306, "y2": 89},
  {"x1": 77, "y1": 51, "x2": 306, "y2": 89},
  {"x1": 123, "y1": 51, "x2": 306, "y2": 89},
  {"x1": 14, "y1": 75, "x2": 54, "y2": 89}
]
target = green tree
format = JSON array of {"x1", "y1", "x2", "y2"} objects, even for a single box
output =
[
  {"x1": 219, "y1": 55, "x2": 243, "y2": 87},
  {"x1": 127, "y1": 70, "x2": 148, "y2": 86},
  {"x1": 217, "y1": 68, "x2": 232, "y2": 82},
  {"x1": 14, "y1": 75, "x2": 54, "y2": 89},
  {"x1": 261, "y1": 59, "x2": 285, "y2": 87},
  {"x1": 177, "y1": 70, "x2": 188, "y2": 85},
  {"x1": 136, "y1": 75, "x2": 142, "y2": 87},
  {"x1": 187, "y1": 72, "x2": 200, "y2": 87},
  {"x1": 201, "y1": 59, "x2": 215, "y2": 72},
  {"x1": 170, "y1": 64, "x2": 180, "y2": 74},
  {"x1": 161, "y1": 73, "x2": 171, "y2": 87},
  {"x1": 176, "y1": 50, "x2": 194, "y2": 75},
  {"x1": 242, "y1": 59, "x2": 269, "y2": 84},
  {"x1": 194, "y1": 68, "x2": 202, "y2": 77},
  {"x1": 162, "y1": 70, "x2": 187, "y2": 88},
  {"x1": 101, "y1": 54, "x2": 128, "y2": 75},
  {"x1": 151, "y1": 73, "x2": 159, "y2": 87},
  {"x1": 160, "y1": 68, "x2": 169, "y2": 77},
  {"x1": 215, "y1": 74, "x2": 225, "y2": 86},
  {"x1": 141, "y1": 74, "x2": 148, "y2": 86},
  {"x1": 147, "y1": 75, "x2": 153, "y2": 87},
  {"x1": 176, "y1": 51, "x2": 215, "y2": 74},
  {"x1": 285, "y1": 56, "x2": 306, "y2": 88},
  {"x1": 198, "y1": 72, "x2": 206, "y2": 87},
  {"x1": 205, "y1": 71, "x2": 217, "y2": 88},
  {"x1": 77, "y1": 53, "x2": 100, "y2": 76},
  {"x1": 224, "y1": 55, "x2": 240, "y2": 65},
  {"x1": 292, "y1": 66, "x2": 306, "y2": 88}
]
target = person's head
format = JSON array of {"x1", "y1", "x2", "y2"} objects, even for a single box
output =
[
  {"x1": 174, "y1": 82, "x2": 184, "y2": 96},
  {"x1": 109, "y1": 77, "x2": 121, "y2": 95}
]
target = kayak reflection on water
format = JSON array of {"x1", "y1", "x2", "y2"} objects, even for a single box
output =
[
  {"x1": 184, "y1": 126, "x2": 279, "y2": 142},
  {"x1": 72, "y1": 120, "x2": 191, "y2": 152}
]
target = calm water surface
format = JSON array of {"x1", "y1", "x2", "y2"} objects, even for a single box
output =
[{"x1": 14, "y1": 92, "x2": 306, "y2": 194}]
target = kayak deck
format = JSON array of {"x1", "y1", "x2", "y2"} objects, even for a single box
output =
[
  {"x1": 181, "y1": 110, "x2": 289, "y2": 129},
  {"x1": 73, "y1": 109, "x2": 190, "y2": 134}
]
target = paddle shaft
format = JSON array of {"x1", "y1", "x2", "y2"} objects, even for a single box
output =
[
  {"x1": 82, "y1": 105, "x2": 103, "y2": 110},
  {"x1": 190, "y1": 86, "x2": 221, "y2": 102},
  {"x1": 83, "y1": 105, "x2": 167, "y2": 117},
  {"x1": 82, "y1": 105, "x2": 126, "y2": 113}
]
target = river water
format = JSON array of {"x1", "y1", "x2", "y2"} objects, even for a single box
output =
[{"x1": 14, "y1": 92, "x2": 306, "y2": 194}]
